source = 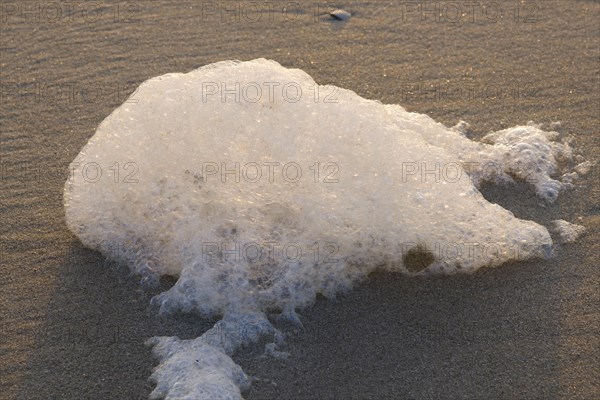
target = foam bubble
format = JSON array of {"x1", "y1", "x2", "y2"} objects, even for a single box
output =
[{"x1": 63, "y1": 59, "x2": 584, "y2": 398}]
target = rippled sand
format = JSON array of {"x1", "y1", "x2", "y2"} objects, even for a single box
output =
[{"x1": 1, "y1": 1, "x2": 598, "y2": 399}]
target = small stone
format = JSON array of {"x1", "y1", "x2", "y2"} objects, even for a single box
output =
[{"x1": 329, "y1": 9, "x2": 351, "y2": 21}]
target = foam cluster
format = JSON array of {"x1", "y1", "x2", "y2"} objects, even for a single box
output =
[
  {"x1": 389, "y1": 110, "x2": 578, "y2": 201},
  {"x1": 551, "y1": 219, "x2": 587, "y2": 243},
  {"x1": 146, "y1": 312, "x2": 280, "y2": 400},
  {"x1": 63, "y1": 59, "x2": 585, "y2": 399}
]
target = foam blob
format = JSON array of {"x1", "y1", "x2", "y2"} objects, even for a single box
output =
[
  {"x1": 574, "y1": 160, "x2": 595, "y2": 176},
  {"x1": 146, "y1": 312, "x2": 279, "y2": 400},
  {"x1": 63, "y1": 59, "x2": 582, "y2": 399},
  {"x1": 398, "y1": 115, "x2": 576, "y2": 202},
  {"x1": 551, "y1": 219, "x2": 587, "y2": 243}
]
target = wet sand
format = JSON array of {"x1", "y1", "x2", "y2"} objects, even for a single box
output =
[{"x1": 1, "y1": 1, "x2": 598, "y2": 399}]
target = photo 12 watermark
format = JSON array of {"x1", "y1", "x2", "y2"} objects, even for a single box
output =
[
  {"x1": 200, "y1": 240, "x2": 340, "y2": 265},
  {"x1": 200, "y1": 81, "x2": 339, "y2": 104},
  {"x1": 185, "y1": 161, "x2": 340, "y2": 184},
  {"x1": 66, "y1": 161, "x2": 140, "y2": 184},
  {"x1": 34, "y1": 321, "x2": 132, "y2": 347},
  {"x1": 199, "y1": 2, "x2": 348, "y2": 23},
  {"x1": 399, "y1": 1, "x2": 540, "y2": 24},
  {"x1": 398, "y1": 240, "x2": 542, "y2": 266},
  {"x1": 0, "y1": 81, "x2": 140, "y2": 105},
  {"x1": 0, "y1": 2, "x2": 141, "y2": 24},
  {"x1": 400, "y1": 160, "x2": 546, "y2": 184},
  {"x1": 398, "y1": 80, "x2": 541, "y2": 104}
]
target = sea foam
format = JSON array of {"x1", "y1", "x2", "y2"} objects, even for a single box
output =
[{"x1": 64, "y1": 59, "x2": 584, "y2": 399}]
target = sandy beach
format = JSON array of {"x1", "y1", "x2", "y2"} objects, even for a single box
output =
[{"x1": 1, "y1": 1, "x2": 598, "y2": 399}]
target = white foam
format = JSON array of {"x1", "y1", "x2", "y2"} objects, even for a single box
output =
[
  {"x1": 394, "y1": 114, "x2": 576, "y2": 201},
  {"x1": 574, "y1": 160, "x2": 595, "y2": 176},
  {"x1": 551, "y1": 220, "x2": 587, "y2": 244},
  {"x1": 146, "y1": 312, "x2": 280, "y2": 400},
  {"x1": 63, "y1": 59, "x2": 585, "y2": 398}
]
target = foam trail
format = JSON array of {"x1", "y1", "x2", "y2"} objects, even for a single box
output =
[
  {"x1": 146, "y1": 312, "x2": 283, "y2": 400},
  {"x1": 63, "y1": 59, "x2": 585, "y2": 398}
]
